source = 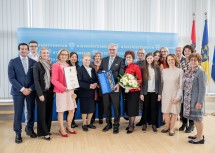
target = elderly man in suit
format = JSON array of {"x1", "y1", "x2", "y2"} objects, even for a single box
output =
[
  {"x1": 98, "y1": 43, "x2": 125, "y2": 134},
  {"x1": 8, "y1": 43, "x2": 37, "y2": 144}
]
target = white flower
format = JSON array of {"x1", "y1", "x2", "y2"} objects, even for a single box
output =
[{"x1": 128, "y1": 74, "x2": 135, "y2": 80}]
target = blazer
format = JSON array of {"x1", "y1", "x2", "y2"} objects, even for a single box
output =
[
  {"x1": 77, "y1": 65, "x2": 98, "y2": 98},
  {"x1": 33, "y1": 62, "x2": 54, "y2": 97},
  {"x1": 8, "y1": 57, "x2": 36, "y2": 96},
  {"x1": 141, "y1": 66, "x2": 161, "y2": 95},
  {"x1": 190, "y1": 68, "x2": 206, "y2": 107},
  {"x1": 98, "y1": 56, "x2": 125, "y2": 84},
  {"x1": 51, "y1": 62, "x2": 67, "y2": 93}
]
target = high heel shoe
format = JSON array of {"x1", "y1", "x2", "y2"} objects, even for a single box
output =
[
  {"x1": 161, "y1": 128, "x2": 170, "y2": 133},
  {"x1": 66, "y1": 128, "x2": 77, "y2": 134},
  {"x1": 127, "y1": 126, "x2": 134, "y2": 134},
  {"x1": 59, "y1": 130, "x2": 68, "y2": 137}
]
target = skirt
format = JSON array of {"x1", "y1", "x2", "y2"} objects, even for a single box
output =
[
  {"x1": 184, "y1": 107, "x2": 204, "y2": 121},
  {"x1": 125, "y1": 91, "x2": 140, "y2": 117},
  {"x1": 79, "y1": 97, "x2": 95, "y2": 114},
  {"x1": 56, "y1": 90, "x2": 77, "y2": 112}
]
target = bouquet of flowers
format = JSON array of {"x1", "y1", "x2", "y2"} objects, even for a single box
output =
[{"x1": 118, "y1": 73, "x2": 140, "y2": 93}]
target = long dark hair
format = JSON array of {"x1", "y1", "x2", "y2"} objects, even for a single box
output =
[
  {"x1": 153, "y1": 50, "x2": 161, "y2": 65},
  {"x1": 143, "y1": 53, "x2": 156, "y2": 80},
  {"x1": 67, "y1": 52, "x2": 79, "y2": 66}
]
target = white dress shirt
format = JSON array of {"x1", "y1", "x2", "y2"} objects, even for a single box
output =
[
  {"x1": 84, "y1": 66, "x2": 92, "y2": 77},
  {"x1": 28, "y1": 53, "x2": 39, "y2": 61},
  {"x1": 19, "y1": 55, "x2": 29, "y2": 92},
  {"x1": 147, "y1": 66, "x2": 155, "y2": 92}
]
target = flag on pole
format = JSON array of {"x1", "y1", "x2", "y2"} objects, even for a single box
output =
[
  {"x1": 201, "y1": 18, "x2": 210, "y2": 81},
  {"x1": 211, "y1": 47, "x2": 215, "y2": 82},
  {"x1": 191, "y1": 18, "x2": 196, "y2": 49}
]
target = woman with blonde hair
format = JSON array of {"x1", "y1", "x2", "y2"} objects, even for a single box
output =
[
  {"x1": 33, "y1": 47, "x2": 54, "y2": 140},
  {"x1": 51, "y1": 48, "x2": 77, "y2": 137},
  {"x1": 78, "y1": 53, "x2": 98, "y2": 132}
]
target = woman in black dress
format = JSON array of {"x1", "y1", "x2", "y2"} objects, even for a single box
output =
[
  {"x1": 78, "y1": 53, "x2": 98, "y2": 132},
  {"x1": 33, "y1": 47, "x2": 54, "y2": 140}
]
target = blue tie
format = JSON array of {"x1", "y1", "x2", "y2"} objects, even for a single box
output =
[
  {"x1": 22, "y1": 58, "x2": 28, "y2": 74},
  {"x1": 109, "y1": 58, "x2": 114, "y2": 69}
]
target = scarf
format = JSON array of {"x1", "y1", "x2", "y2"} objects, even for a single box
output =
[
  {"x1": 183, "y1": 66, "x2": 199, "y2": 116},
  {"x1": 39, "y1": 58, "x2": 52, "y2": 90}
]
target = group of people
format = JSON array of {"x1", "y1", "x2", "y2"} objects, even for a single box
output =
[{"x1": 8, "y1": 41, "x2": 206, "y2": 145}]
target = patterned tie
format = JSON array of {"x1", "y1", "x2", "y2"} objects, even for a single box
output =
[
  {"x1": 22, "y1": 57, "x2": 28, "y2": 74},
  {"x1": 108, "y1": 58, "x2": 114, "y2": 69}
]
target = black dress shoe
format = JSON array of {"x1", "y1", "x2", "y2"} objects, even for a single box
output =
[
  {"x1": 15, "y1": 134, "x2": 22, "y2": 144},
  {"x1": 188, "y1": 139, "x2": 205, "y2": 144},
  {"x1": 82, "y1": 125, "x2": 88, "y2": 132},
  {"x1": 152, "y1": 125, "x2": 157, "y2": 133},
  {"x1": 99, "y1": 119, "x2": 103, "y2": 124},
  {"x1": 71, "y1": 122, "x2": 78, "y2": 128},
  {"x1": 127, "y1": 125, "x2": 134, "y2": 134},
  {"x1": 185, "y1": 125, "x2": 194, "y2": 133},
  {"x1": 142, "y1": 124, "x2": 147, "y2": 132},
  {"x1": 102, "y1": 124, "x2": 112, "y2": 132},
  {"x1": 87, "y1": 124, "x2": 96, "y2": 129},
  {"x1": 42, "y1": 135, "x2": 51, "y2": 141},
  {"x1": 179, "y1": 124, "x2": 187, "y2": 131},
  {"x1": 113, "y1": 126, "x2": 119, "y2": 134},
  {"x1": 125, "y1": 126, "x2": 129, "y2": 130},
  {"x1": 123, "y1": 117, "x2": 129, "y2": 121},
  {"x1": 25, "y1": 128, "x2": 37, "y2": 138}
]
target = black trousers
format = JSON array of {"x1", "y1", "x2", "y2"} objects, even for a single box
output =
[
  {"x1": 36, "y1": 90, "x2": 54, "y2": 136},
  {"x1": 103, "y1": 92, "x2": 120, "y2": 126},
  {"x1": 92, "y1": 96, "x2": 104, "y2": 120},
  {"x1": 180, "y1": 103, "x2": 194, "y2": 126},
  {"x1": 72, "y1": 90, "x2": 79, "y2": 123},
  {"x1": 142, "y1": 92, "x2": 158, "y2": 125}
]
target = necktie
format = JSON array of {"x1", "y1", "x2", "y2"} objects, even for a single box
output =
[
  {"x1": 22, "y1": 58, "x2": 28, "y2": 74},
  {"x1": 108, "y1": 58, "x2": 114, "y2": 69}
]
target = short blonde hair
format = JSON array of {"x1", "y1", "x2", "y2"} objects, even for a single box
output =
[
  {"x1": 82, "y1": 53, "x2": 91, "y2": 59},
  {"x1": 40, "y1": 47, "x2": 49, "y2": 55},
  {"x1": 57, "y1": 48, "x2": 69, "y2": 60},
  {"x1": 93, "y1": 52, "x2": 102, "y2": 60}
]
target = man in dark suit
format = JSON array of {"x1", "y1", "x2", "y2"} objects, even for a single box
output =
[
  {"x1": 98, "y1": 43, "x2": 125, "y2": 134},
  {"x1": 8, "y1": 43, "x2": 37, "y2": 144}
]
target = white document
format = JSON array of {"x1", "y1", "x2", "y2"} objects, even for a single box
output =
[{"x1": 64, "y1": 66, "x2": 79, "y2": 89}]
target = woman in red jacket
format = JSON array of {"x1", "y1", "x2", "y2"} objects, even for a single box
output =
[
  {"x1": 51, "y1": 49, "x2": 77, "y2": 137},
  {"x1": 124, "y1": 50, "x2": 142, "y2": 134}
]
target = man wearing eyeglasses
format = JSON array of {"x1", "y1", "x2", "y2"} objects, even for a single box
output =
[
  {"x1": 28, "y1": 40, "x2": 39, "y2": 61},
  {"x1": 98, "y1": 43, "x2": 125, "y2": 134}
]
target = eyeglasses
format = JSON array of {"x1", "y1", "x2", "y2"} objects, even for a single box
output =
[
  {"x1": 60, "y1": 54, "x2": 68, "y2": 56},
  {"x1": 167, "y1": 59, "x2": 175, "y2": 61},
  {"x1": 29, "y1": 46, "x2": 38, "y2": 48},
  {"x1": 161, "y1": 50, "x2": 167, "y2": 53},
  {"x1": 108, "y1": 49, "x2": 116, "y2": 51},
  {"x1": 190, "y1": 59, "x2": 198, "y2": 62},
  {"x1": 126, "y1": 56, "x2": 132, "y2": 59}
]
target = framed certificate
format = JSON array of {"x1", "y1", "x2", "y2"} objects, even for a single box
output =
[
  {"x1": 64, "y1": 66, "x2": 79, "y2": 90},
  {"x1": 98, "y1": 70, "x2": 116, "y2": 94}
]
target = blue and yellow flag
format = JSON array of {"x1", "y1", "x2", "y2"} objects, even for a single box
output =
[
  {"x1": 211, "y1": 47, "x2": 215, "y2": 82},
  {"x1": 201, "y1": 19, "x2": 210, "y2": 81}
]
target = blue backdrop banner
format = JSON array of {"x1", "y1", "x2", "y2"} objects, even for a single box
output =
[{"x1": 17, "y1": 28, "x2": 178, "y2": 121}]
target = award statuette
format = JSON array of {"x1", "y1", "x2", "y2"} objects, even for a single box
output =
[
  {"x1": 64, "y1": 66, "x2": 80, "y2": 90},
  {"x1": 98, "y1": 70, "x2": 116, "y2": 94}
]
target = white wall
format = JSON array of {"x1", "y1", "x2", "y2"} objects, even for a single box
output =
[{"x1": 0, "y1": 0, "x2": 215, "y2": 99}]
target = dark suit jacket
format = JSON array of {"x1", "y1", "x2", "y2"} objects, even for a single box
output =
[
  {"x1": 141, "y1": 66, "x2": 161, "y2": 95},
  {"x1": 77, "y1": 65, "x2": 98, "y2": 98},
  {"x1": 8, "y1": 57, "x2": 36, "y2": 96},
  {"x1": 33, "y1": 62, "x2": 54, "y2": 97},
  {"x1": 98, "y1": 56, "x2": 125, "y2": 83}
]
